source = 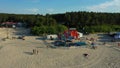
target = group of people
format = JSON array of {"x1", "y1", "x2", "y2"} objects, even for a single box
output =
[
  {"x1": 86, "y1": 37, "x2": 97, "y2": 49},
  {"x1": 33, "y1": 49, "x2": 38, "y2": 55}
]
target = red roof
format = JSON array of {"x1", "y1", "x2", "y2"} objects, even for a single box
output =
[{"x1": 2, "y1": 22, "x2": 17, "y2": 25}]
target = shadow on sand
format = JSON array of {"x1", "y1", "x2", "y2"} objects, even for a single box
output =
[
  {"x1": 36, "y1": 37, "x2": 46, "y2": 40},
  {"x1": 24, "y1": 52, "x2": 33, "y2": 55}
]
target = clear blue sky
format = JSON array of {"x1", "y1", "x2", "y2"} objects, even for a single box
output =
[{"x1": 0, "y1": 0, "x2": 119, "y2": 15}]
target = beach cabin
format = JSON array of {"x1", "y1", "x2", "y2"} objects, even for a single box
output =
[
  {"x1": 69, "y1": 28, "x2": 78, "y2": 39},
  {"x1": 1, "y1": 22, "x2": 17, "y2": 27},
  {"x1": 63, "y1": 28, "x2": 83, "y2": 39}
]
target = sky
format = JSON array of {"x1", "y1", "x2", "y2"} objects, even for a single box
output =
[{"x1": 0, "y1": 0, "x2": 120, "y2": 15}]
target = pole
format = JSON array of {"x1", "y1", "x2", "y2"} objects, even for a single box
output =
[{"x1": 6, "y1": 24, "x2": 9, "y2": 39}]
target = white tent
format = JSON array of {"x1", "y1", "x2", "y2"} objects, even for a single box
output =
[
  {"x1": 114, "y1": 32, "x2": 120, "y2": 39},
  {"x1": 47, "y1": 34, "x2": 58, "y2": 40},
  {"x1": 78, "y1": 32, "x2": 83, "y2": 38},
  {"x1": 114, "y1": 35, "x2": 120, "y2": 39}
]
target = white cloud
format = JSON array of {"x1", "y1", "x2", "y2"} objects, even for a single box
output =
[
  {"x1": 87, "y1": 0, "x2": 120, "y2": 12},
  {"x1": 26, "y1": 8, "x2": 39, "y2": 13},
  {"x1": 46, "y1": 8, "x2": 55, "y2": 13}
]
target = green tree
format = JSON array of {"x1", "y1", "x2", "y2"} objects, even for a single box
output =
[{"x1": 56, "y1": 24, "x2": 68, "y2": 33}]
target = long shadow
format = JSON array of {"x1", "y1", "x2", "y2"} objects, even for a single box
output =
[
  {"x1": 24, "y1": 52, "x2": 33, "y2": 55},
  {"x1": 36, "y1": 37, "x2": 46, "y2": 40},
  {"x1": 36, "y1": 47, "x2": 45, "y2": 48}
]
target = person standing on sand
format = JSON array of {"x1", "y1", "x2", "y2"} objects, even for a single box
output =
[
  {"x1": 118, "y1": 43, "x2": 120, "y2": 47},
  {"x1": 33, "y1": 49, "x2": 38, "y2": 55},
  {"x1": 91, "y1": 42, "x2": 96, "y2": 49}
]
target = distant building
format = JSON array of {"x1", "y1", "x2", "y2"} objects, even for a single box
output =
[
  {"x1": 1, "y1": 22, "x2": 17, "y2": 27},
  {"x1": 63, "y1": 28, "x2": 83, "y2": 39},
  {"x1": 1, "y1": 22, "x2": 25, "y2": 28}
]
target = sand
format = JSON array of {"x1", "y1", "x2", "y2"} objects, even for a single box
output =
[{"x1": 0, "y1": 28, "x2": 120, "y2": 68}]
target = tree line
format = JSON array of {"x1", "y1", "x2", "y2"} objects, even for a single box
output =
[
  {"x1": 0, "y1": 13, "x2": 68, "y2": 35},
  {"x1": 51, "y1": 11, "x2": 120, "y2": 33},
  {"x1": 0, "y1": 11, "x2": 120, "y2": 34}
]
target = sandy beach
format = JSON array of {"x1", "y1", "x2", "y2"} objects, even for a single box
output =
[{"x1": 0, "y1": 28, "x2": 120, "y2": 68}]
